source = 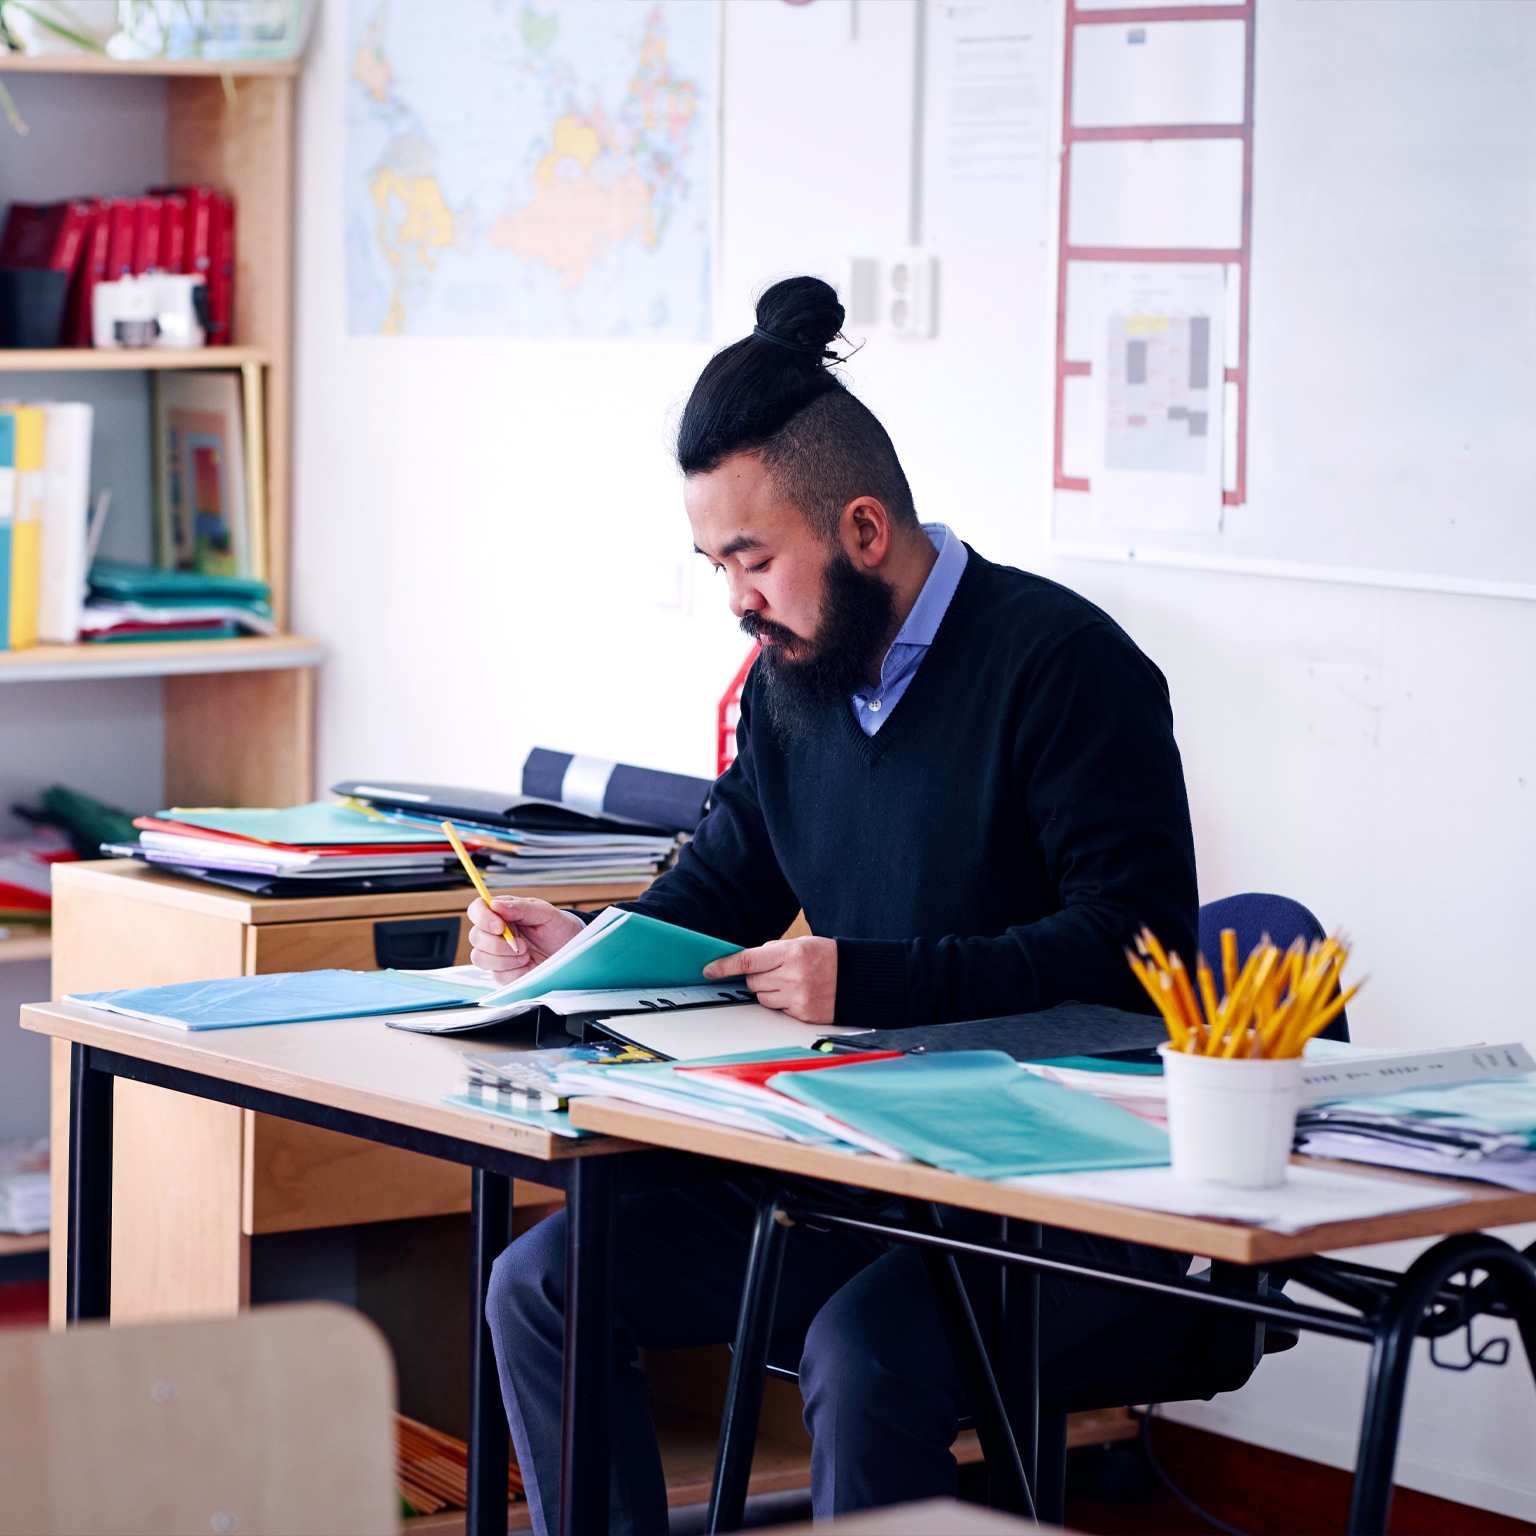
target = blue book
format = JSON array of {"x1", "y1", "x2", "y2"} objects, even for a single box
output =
[{"x1": 68, "y1": 969, "x2": 489, "y2": 1031}]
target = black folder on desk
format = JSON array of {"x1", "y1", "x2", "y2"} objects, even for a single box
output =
[{"x1": 818, "y1": 1001, "x2": 1167, "y2": 1064}]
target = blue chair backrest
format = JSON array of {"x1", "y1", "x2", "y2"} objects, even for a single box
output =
[{"x1": 1197, "y1": 892, "x2": 1350, "y2": 1043}]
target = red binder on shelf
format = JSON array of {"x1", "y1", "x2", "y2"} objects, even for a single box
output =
[
  {"x1": 0, "y1": 200, "x2": 93, "y2": 271},
  {"x1": 68, "y1": 202, "x2": 112, "y2": 346},
  {"x1": 131, "y1": 195, "x2": 165, "y2": 274}
]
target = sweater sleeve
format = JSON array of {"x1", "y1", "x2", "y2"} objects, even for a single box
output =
[
  {"x1": 833, "y1": 619, "x2": 1199, "y2": 1028},
  {"x1": 625, "y1": 671, "x2": 802, "y2": 948}
]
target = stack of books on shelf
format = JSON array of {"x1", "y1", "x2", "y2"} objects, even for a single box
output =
[
  {"x1": 0, "y1": 401, "x2": 94, "y2": 649},
  {"x1": 0, "y1": 189, "x2": 235, "y2": 350},
  {"x1": 81, "y1": 562, "x2": 276, "y2": 643},
  {"x1": 0, "y1": 827, "x2": 76, "y2": 939},
  {"x1": 0, "y1": 1140, "x2": 49, "y2": 1235}
]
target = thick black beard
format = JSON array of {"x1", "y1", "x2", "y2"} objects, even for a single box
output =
[{"x1": 742, "y1": 550, "x2": 897, "y2": 741}]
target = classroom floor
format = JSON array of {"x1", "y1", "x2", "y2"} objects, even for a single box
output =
[{"x1": 1061, "y1": 1419, "x2": 1536, "y2": 1536}]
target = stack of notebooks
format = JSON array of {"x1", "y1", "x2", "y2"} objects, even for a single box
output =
[
  {"x1": 106, "y1": 802, "x2": 469, "y2": 897},
  {"x1": 335, "y1": 778, "x2": 685, "y2": 885},
  {"x1": 0, "y1": 1140, "x2": 50, "y2": 1235},
  {"x1": 81, "y1": 562, "x2": 277, "y2": 643}
]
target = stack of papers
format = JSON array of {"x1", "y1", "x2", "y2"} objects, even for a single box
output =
[
  {"x1": 1007, "y1": 1164, "x2": 1468, "y2": 1234},
  {"x1": 0, "y1": 1140, "x2": 50, "y2": 1234},
  {"x1": 81, "y1": 562, "x2": 277, "y2": 642},
  {"x1": 102, "y1": 801, "x2": 477, "y2": 895},
  {"x1": 335, "y1": 780, "x2": 679, "y2": 884},
  {"x1": 537, "y1": 1047, "x2": 1172, "y2": 1178}
]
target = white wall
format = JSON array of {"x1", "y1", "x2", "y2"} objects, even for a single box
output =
[{"x1": 293, "y1": 0, "x2": 1536, "y2": 1515}]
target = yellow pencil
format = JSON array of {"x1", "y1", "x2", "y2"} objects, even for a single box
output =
[{"x1": 441, "y1": 820, "x2": 522, "y2": 955}]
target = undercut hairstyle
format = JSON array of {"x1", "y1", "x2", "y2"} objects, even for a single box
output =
[{"x1": 676, "y1": 275, "x2": 918, "y2": 540}]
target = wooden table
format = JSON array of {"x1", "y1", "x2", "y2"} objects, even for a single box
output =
[
  {"x1": 569, "y1": 1097, "x2": 1536, "y2": 1535},
  {"x1": 21, "y1": 999, "x2": 657, "y2": 1536}
]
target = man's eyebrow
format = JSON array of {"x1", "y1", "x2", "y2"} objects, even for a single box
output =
[{"x1": 693, "y1": 534, "x2": 767, "y2": 559}]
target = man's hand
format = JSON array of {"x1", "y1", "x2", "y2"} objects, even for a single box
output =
[
  {"x1": 467, "y1": 896, "x2": 586, "y2": 986},
  {"x1": 703, "y1": 936, "x2": 838, "y2": 1025}
]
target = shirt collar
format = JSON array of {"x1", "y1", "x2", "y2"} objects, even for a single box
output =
[{"x1": 890, "y1": 523, "x2": 968, "y2": 651}]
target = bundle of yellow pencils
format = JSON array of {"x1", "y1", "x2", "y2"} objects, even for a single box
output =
[{"x1": 1126, "y1": 926, "x2": 1362, "y2": 1060}]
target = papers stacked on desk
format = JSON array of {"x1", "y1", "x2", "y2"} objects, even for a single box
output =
[
  {"x1": 335, "y1": 780, "x2": 681, "y2": 885},
  {"x1": 539, "y1": 1047, "x2": 1173, "y2": 1177},
  {"x1": 0, "y1": 1139, "x2": 49, "y2": 1234}
]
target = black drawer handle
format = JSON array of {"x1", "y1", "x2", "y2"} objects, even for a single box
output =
[{"x1": 373, "y1": 915, "x2": 461, "y2": 970}]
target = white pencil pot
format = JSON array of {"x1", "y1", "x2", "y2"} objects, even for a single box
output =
[{"x1": 1159, "y1": 1045, "x2": 1303, "y2": 1189}]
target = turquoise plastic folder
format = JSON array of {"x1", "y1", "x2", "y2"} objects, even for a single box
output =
[
  {"x1": 770, "y1": 1050, "x2": 1170, "y2": 1179},
  {"x1": 154, "y1": 802, "x2": 443, "y2": 846},
  {"x1": 477, "y1": 909, "x2": 741, "y2": 1008},
  {"x1": 68, "y1": 970, "x2": 488, "y2": 1031}
]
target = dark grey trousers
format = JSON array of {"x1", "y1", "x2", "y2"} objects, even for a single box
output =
[{"x1": 486, "y1": 1180, "x2": 1182, "y2": 1535}]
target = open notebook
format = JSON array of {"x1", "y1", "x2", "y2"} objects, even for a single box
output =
[{"x1": 385, "y1": 910, "x2": 752, "y2": 1036}]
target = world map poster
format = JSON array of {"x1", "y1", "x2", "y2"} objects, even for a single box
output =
[{"x1": 346, "y1": 0, "x2": 716, "y2": 340}]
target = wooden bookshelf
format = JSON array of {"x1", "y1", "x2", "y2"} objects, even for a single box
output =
[
  {"x1": 2, "y1": 54, "x2": 312, "y2": 810},
  {"x1": 0, "y1": 53, "x2": 300, "y2": 78},
  {"x1": 0, "y1": 937, "x2": 51, "y2": 965},
  {"x1": 0, "y1": 345, "x2": 271, "y2": 371},
  {"x1": 0, "y1": 1231, "x2": 49, "y2": 1257}
]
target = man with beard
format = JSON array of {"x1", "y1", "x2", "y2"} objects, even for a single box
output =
[{"x1": 470, "y1": 277, "x2": 1199, "y2": 1534}]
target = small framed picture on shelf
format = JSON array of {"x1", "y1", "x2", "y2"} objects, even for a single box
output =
[{"x1": 153, "y1": 372, "x2": 252, "y2": 576}]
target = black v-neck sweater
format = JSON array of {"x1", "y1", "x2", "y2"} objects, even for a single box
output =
[{"x1": 633, "y1": 548, "x2": 1198, "y2": 1029}]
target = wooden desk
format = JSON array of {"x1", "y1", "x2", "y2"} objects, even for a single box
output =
[
  {"x1": 47, "y1": 860, "x2": 652, "y2": 1326},
  {"x1": 21, "y1": 999, "x2": 651, "y2": 1536},
  {"x1": 569, "y1": 1098, "x2": 1536, "y2": 1536}
]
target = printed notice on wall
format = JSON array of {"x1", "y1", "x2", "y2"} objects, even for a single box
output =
[
  {"x1": 922, "y1": 0, "x2": 1052, "y2": 250},
  {"x1": 1089, "y1": 264, "x2": 1226, "y2": 535}
]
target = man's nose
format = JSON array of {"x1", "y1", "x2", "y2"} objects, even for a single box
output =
[{"x1": 726, "y1": 572, "x2": 765, "y2": 620}]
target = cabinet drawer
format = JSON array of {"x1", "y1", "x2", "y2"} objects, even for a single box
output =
[{"x1": 245, "y1": 912, "x2": 473, "y2": 974}]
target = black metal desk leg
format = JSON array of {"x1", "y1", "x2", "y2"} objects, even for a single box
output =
[
  {"x1": 907, "y1": 1202, "x2": 1034, "y2": 1520},
  {"x1": 467, "y1": 1168, "x2": 514, "y2": 1536},
  {"x1": 66, "y1": 1043, "x2": 112, "y2": 1323},
  {"x1": 560, "y1": 1157, "x2": 618, "y2": 1536},
  {"x1": 709, "y1": 1185, "x2": 791, "y2": 1534},
  {"x1": 1002, "y1": 1219, "x2": 1043, "y2": 1516},
  {"x1": 1349, "y1": 1234, "x2": 1536, "y2": 1536}
]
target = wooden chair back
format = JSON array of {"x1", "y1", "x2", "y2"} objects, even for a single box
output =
[{"x1": 0, "y1": 1302, "x2": 396, "y2": 1535}]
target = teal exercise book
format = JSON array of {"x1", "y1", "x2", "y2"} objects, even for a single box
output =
[
  {"x1": 150, "y1": 802, "x2": 450, "y2": 846},
  {"x1": 475, "y1": 907, "x2": 741, "y2": 1009},
  {"x1": 67, "y1": 969, "x2": 490, "y2": 1031},
  {"x1": 769, "y1": 1050, "x2": 1171, "y2": 1180}
]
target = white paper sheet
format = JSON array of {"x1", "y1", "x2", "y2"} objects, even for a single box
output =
[
  {"x1": 922, "y1": 0, "x2": 1052, "y2": 249},
  {"x1": 1005, "y1": 1163, "x2": 1468, "y2": 1234},
  {"x1": 597, "y1": 1003, "x2": 831, "y2": 1061}
]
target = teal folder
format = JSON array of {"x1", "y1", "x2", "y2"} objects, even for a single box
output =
[
  {"x1": 770, "y1": 1050, "x2": 1170, "y2": 1179},
  {"x1": 157, "y1": 802, "x2": 450, "y2": 846},
  {"x1": 69, "y1": 969, "x2": 488, "y2": 1031},
  {"x1": 477, "y1": 908, "x2": 740, "y2": 1008}
]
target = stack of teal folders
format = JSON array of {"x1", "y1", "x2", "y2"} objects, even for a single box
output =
[
  {"x1": 81, "y1": 562, "x2": 277, "y2": 642},
  {"x1": 542, "y1": 1047, "x2": 1170, "y2": 1179}
]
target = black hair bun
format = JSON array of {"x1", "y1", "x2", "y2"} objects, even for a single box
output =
[{"x1": 755, "y1": 276, "x2": 844, "y2": 356}]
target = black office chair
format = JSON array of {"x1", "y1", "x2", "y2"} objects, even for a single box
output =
[{"x1": 706, "y1": 893, "x2": 1348, "y2": 1531}]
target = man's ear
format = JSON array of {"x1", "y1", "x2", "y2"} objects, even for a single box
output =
[{"x1": 841, "y1": 496, "x2": 891, "y2": 568}]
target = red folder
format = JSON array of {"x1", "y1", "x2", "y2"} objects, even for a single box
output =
[
  {"x1": 69, "y1": 201, "x2": 112, "y2": 346},
  {"x1": 160, "y1": 194, "x2": 189, "y2": 274},
  {"x1": 131, "y1": 195, "x2": 165, "y2": 273},
  {"x1": 207, "y1": 192, "x2": 235, "y2": 342},
  {"x1": 103, "y1": 198, "x2": 136, "y2": 279},
  {"x1": 677, "y1": 1052, "x2": 904, "y2": 1089},
  {"x1": 0, "y1": 200, "x2": 93, "y2": 270}
]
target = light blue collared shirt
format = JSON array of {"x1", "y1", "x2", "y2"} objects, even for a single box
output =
[{"x1": 851, "y1": 523, "x2": 968, "y2": 736}]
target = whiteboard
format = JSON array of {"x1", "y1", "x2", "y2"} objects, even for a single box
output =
[{"x1": 1052, "y1": 0, "x2": 1536, "y2": 600}]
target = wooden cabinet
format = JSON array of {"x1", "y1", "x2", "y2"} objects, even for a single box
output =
[{"x1": 47, "y1": 860, "x2": 650, "y2": 1326}]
